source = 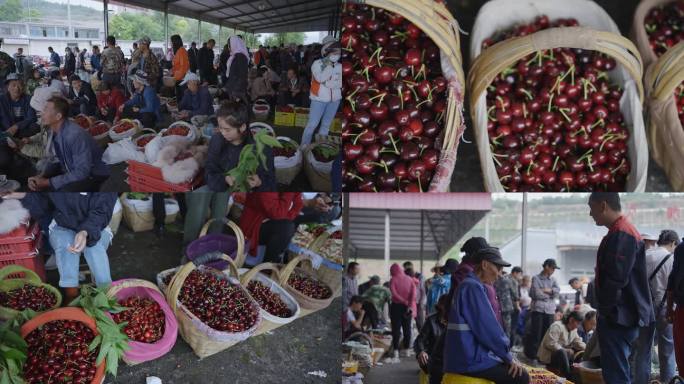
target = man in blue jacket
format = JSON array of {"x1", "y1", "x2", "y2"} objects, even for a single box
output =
[
  {"x1": 444, "y1": 247, "x2": 530, "y2": 384},
  {"x1": 588, "y1": 192, "x2": 654, "y2": 384},
  {"x1": 0, "y1": 74, "x2": 39, "y2": 184},
  {"x1": 48, "y1": 46, "x2": 61, "y2": 69},
  {"x1": 28, "y1": 96, "x2": 110, "y2": 191},
  {"x1": 119, "y1": 70, "x2": 160, "y2": 128},
  {"x1": 20, "y1": 192, "x2": 116, "y2": 303}
]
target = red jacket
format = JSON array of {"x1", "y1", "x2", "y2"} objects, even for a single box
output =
[
  {"x1": 97, "y1": 88, "x2": 126, "y2": 119},
  {"x1": 239, "y1": 193, "x2": 303, "y2": 256}
]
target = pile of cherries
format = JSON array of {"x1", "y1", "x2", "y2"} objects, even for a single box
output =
[
  {"x1": 645, "y1": 1, "x2": 684, "y2": 127},
  {"x1": 287, "y1": 273, "x2": 332, "y2": 300},
  {"x1": 645, "y1": 1, "x2": 684, "y2": 57},
  {"x1": 176, "y1": 270, "x2": 259, "y2": 333},
  {"x1": 23, "y1": 320, "x2": 98, "y2": 384},
  {"x1": 341, "y1": 3, "x2": 448, "y2": 192},
  {"x1": 112, "y1": 296, "x2": 166, "y2": 343},
  {"x1": 273, "y1": 139, "x2": 297, "y2": 158},
  {"x1": 246, "y1": 281, "x2": 293, "y2": 318},
  {"x1": 484, "y1": 15, "x2": 631, "y2": 191},
  {"x1": 0, "y1": 284, "x2": 57, "y2": 311}
]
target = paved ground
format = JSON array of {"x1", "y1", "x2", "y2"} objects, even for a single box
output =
[
  {"x1": 364, "y1": 356, "x2": 421, "y2": 384},
  {"x1": 44, "y1": 223, "x2": 341, "y2": 384},
  {"x1": 445, "y1": 0, "x2": 674, "y2": 192}
]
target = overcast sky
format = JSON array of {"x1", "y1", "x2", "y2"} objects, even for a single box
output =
[{"x1": 35, "y1": 0, "x2": 326, "y2": 44}]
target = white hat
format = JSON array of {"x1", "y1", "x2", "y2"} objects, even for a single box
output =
[
  {"x1": 180, "y1": 72, "x2": 200, "y2": 85},
  {"x1": 641, "y1": 233, "x2": 658, "y2": 241}
]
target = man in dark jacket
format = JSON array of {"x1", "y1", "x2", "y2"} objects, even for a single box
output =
[
  {"x1": 588, "y1": 192, "x2": 654, "y2": 384},
  {"x1": 0, "y1": 74, "x2": 39, "y2": 183},
  {"x1": 667, "y1": 240, "x2": 684, "y2": 376},
  {"x1": 198, "y1": 39, "x2": 217, "y2": 85},
  {"x1": 21, "y1": 192, "x2": 116, "y2": 303},
  {"x1": 414, "y1": 294, "x2": 449, "y2": 384},
  {"x1": 48, "y1": 46, "x2": 61, "y2": 68},
  {"x1": 188, "y1": 42, "x2": 199, "y2": 74},
  {"x1": 67, "y1": 75, "x2": 98, "y2": 116},
  {"x1": 28, "y1": 96, "x2": 109, "y2": 191}
]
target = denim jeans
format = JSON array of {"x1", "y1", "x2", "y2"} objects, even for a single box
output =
[
  {"x1": 301, "y1": 99, "x2": 340, "y2": 145},
  {"x1": 598, "y1": 316, "x2": 639, "y2": 384},
  {"x1": 49, "y1": 224, "x2": 113, "y2": 288},
  {"x1": 655, "y1": 312, "x2": 676, "y2": 382},
  {"x1": 331, "y1": 153, "x2": 341, "y2": 192},
  {"x1": 631, "y1": 322, "x2": 655, "y2": 384}
]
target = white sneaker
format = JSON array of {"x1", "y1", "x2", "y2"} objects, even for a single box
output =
[{"x1": 45, "y1": 254, "x2": 57, "y2": 270}]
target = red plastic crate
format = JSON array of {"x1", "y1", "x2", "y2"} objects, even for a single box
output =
[
  {"x1": 0, "y1": 221, "x2": 32, "y2": 239},
  {"x1": 0, "y1": 250, "x2": 47, "y2": 281},
  {"x1": 0, "y1": 222, "x2": 42, "y2": 256},
  {"x1": 126, "y1": 169, "x2": 203, "y2": 192},
  {"x1": 127, "y1": 160, "x2": 165, "y2": 179}
]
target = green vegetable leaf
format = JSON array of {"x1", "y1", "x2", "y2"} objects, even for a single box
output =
[{"x1": 89, "y1": 335, "x2": 102, "y2": 351}]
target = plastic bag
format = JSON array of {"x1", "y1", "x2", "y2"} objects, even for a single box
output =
[
  {"x1": 145, "y1": 135, "x2": 164, "y2": 164},
  {"x1": 102, "y1": 137, "x2": 147, "y2": 165}
]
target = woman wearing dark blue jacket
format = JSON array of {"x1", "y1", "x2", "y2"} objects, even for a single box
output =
[
  {"x1": 20, "y1": 192, "x2": 116, "y2": 303},
  {"x1": 204, "y1": 101, "x2": 276, "y2": 192}
]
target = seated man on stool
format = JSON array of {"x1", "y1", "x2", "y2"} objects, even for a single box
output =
[
  {"x1": 28, "y1": 96, "x2": 110, "y2": 191},
  {"x1": 118, "y1": 70, "x2": 160, "y2": 128},
  {"x1": 19, "y1": 192, "x2": 116, "y2": 304},
  {"x1": 537, "y1": 310, "x2": 586, "y2": 379},
  {"x1": 0, "y1": 74, "x2": 39, "y2": 183}
]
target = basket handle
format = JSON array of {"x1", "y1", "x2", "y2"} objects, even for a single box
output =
[
  {"x1": 645, "y1": 41, "x2": 684, "y2": 102},
  {"x1": 0, "y1": 265, "x2": 41, "y2": 283},
  {"x1": 138, "y1": 128, "x2": 157, "y2": 136},
  {"x1": 198, "y1": 217, "x2": 246, "y2": 268},
  {"x1": 308, "y1": 230, "x2": 331, "y2": 253},
  {"x1": 240, "y1": 262, "x2": 281, "y2": 286},
  {"x1": 468, "y1": 26, "x2": 645, "y2": 109},
  {"x1": 166, "y1": 253, "x2": 238, "y2": 316},
  {"x1": 107, "y1": 278, "x2": 162, "y2": 299},
  {"x1": 278, "y1": 254, "x2": 312, "y2": 286}
]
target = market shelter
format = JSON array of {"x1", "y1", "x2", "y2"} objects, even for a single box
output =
[
  {"x1": 346, "y1": 193, "x2": 493, "y2": 279},
  {"x1": 105, "y1": 0, "x2": 340, "y2": 37}
]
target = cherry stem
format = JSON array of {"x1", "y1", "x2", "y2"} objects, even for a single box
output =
[
  {"x1": 389, "y1": 133, "x2": 399, "y2": 154},
  {"x1": 371, "y1": 161, "x2": 389, "y2": 173},
  {"x1": 519, "y1": 88, "x2": 533, "y2": 101},
  {"x1": 577, "y1": 148, "x2": 594, "y2": 163},
  {"x1": 347, "y1": 172, "x2": 363, "y2": 182},
  {"x1": 552, "y1": 156, "x2": 559, "y2": 172},
  {"x1": 547, "y1": 93, "x2": 554, "y2": 112},
  {"x1": 611, "y1": 158, "x2": 626, "y2": 174},
  {"x1": 496, "y1": 96, "x2": 506, "y2": 112},
  {"x1": 523, "y1": 103, "x2": 529, "y2": 118},
  {"x1": 417, "y1": 175, "x2": 424, "y2": 192},
  {"x1": 487, "y1": 105, "x2": 496, "y2": 121},
  {"x1": 559, "y1": 108, "x2": 572, "y2": 123}
]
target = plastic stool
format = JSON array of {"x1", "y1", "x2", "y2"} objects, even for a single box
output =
[{"x1": 441, "y1": 373, "x2": 495, "y2": 384}]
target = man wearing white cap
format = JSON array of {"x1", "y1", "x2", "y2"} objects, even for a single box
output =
[
  {"x1": 175, "y1": 72, "x2": 213, "y2": 120},
  {"x1": 301, "y1": 36, "x2": 342, "y2": 145},
  {"x1": 641, "y1": 233, "x2": 658, "y2": 251},
  {"x1": 118, "y1": 70, "x2": 160, "y2": 128}
]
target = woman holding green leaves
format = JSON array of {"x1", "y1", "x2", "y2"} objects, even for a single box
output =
[{"x1": 204, "y1": 100, "x2": 277, "y2": 192}]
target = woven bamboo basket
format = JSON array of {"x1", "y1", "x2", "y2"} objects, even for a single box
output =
[
  {"x1": 0, "y1": 265, "x2": 62, "y2": 320},
  {"x1": 644, "y1": 41, "x2": 684, "y2": 191},
  {"x1": 306, "y1": 231, "x2": 343, "y2": 296},
  {"x1": 165, "y1": 254, "x2": 261, "y2": 358},
  {"x1": 239, "y1": 262, "x2": 301, "y2": 325},
  {"x1": 343, "y1": 0, "x2": 466, "y2": 191},
  {"x1": 468, "y1": 0, "x2": 647, "y2": 192},
  {"x1": 279, "y1": 255, "x2": 334, "y2": 310},
  {"x1": 630, "y1": 0, "x2": 676, "y2": 69}
]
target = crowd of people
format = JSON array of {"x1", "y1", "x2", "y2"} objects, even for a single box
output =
[
  {"x1": 0, "y1": 191, "x2": 340, "y2": 304},
  {"x1": 342, "y1": 193, "x2": 684, "y2": 384},
  {"x1": 0, "y1": 33, "x2": 342, "y2": 192}
]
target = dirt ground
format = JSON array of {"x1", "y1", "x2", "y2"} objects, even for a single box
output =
[{"x1": 44, "y1": 224, "x2": 342, "y2": 384}]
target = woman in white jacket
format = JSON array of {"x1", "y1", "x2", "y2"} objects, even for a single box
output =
[{"x1": 301, "y1": 38, "x2": 342, "y2": 145}]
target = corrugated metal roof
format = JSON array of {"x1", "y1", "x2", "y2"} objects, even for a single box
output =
[
  {"x1": 349, "y1": 193, "x2": 493, "y2": 211},
  {"x1": 112, "y1": 0, "x2": 339, "y2": 33}
]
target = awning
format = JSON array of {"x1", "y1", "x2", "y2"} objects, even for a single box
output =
[
  {"x1": 349, "y1": 194, "x2": 493, "y2": 261},
  {"x1": 112, "y1": 0, "x2": 340, "y2": 33}
]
